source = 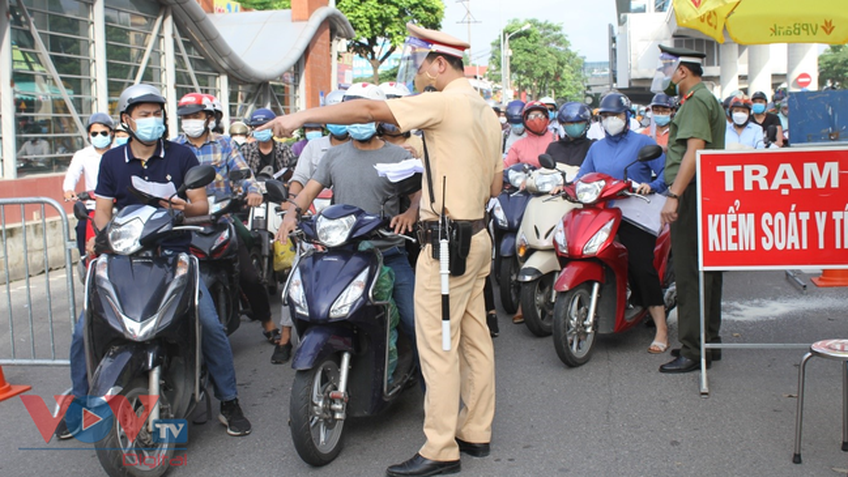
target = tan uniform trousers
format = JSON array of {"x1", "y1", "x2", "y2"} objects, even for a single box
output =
[{"x1": 415, "y1": 230, "x2": 495, "y2": 462}]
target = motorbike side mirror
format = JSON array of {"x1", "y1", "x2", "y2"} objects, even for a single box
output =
[
  {"x1": 179, "y1": 165, "x2": 216, "y2": 195},
  {"x1": 254, "y1": 166, "x2": 274, "y2": 181},
  {"x1": 765, "y1": 124, "x2": 778, "y2": 144},
  {"x1": 263, "y1": 179, "x2": 288, "y2": 203},
  {"x1": 228, "y1": 169, "x2": 251, "y2": 183},
  {"x1": 637, "y1": 145, "x2": 663, "y2": 162},
  {"x1": 73, "y1": 201, "x2": 89, "y2": 222},
  {"x1": 538, "y1": 153, "x2": 556, "y2": 170}
]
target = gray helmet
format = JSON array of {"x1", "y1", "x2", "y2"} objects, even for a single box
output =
[
  {"x1": 118, "y1": 84, "x2": 166, "y2": 115},
  {"x1": 229, "y1": 121, "x2": 249, "y2": 135},
  {"x1": 87, "y1": 112, "x2": 114, "y2": 131},
  {"x1": 324, "y1": 89, "x2": 346, "y2": 107}
]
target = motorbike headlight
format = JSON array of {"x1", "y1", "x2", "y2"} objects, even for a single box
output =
[
  {"x1": 517, "y1": 232, "x2": 528, "y2": 258},
  {"x1": 576, "y1": 180, "x2": 605, "y2": 204},
  {"x1": 108, "y1": 218, "x2": 144, "y2": 255},
  {"x1": 316, "y1": 214, "x2": 356, "y2": 247},
  {"x1": 533, "y1": 173, "x2": 563, "y2": 194},
  {"x1": 492, "y1": 200, "x2": 507, "y2": 228},
  {"x1": 554, "y1": 220, "x2": 567, "y2": 255},
  {"x1": 507, "y1": 169, "x2": 527, "y2": 188},
  {"x1": 288, "y1": 267, "x2": 309, "y2": 316},
  {"x1": 209, "y1": 199, "x2": 231, "y2": 215},
  {"x1": 329, "y1": 268, "x2": 370, "y2": 319},
  {"x1": 583, "y1": 219, "x2": 615, "y2": 256}
]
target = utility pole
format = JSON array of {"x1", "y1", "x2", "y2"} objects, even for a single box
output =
[{"x1": 456, "y1": 0, "x2": 480, "y2": 58}]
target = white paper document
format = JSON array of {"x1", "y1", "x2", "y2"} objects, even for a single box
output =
[
  {"x1": 131, "y1": 176, "x2": 178, "y2": 200},
  {"x1": 609, "y1": 194, "x2": 667, "y2": 236},
  {"x1": 374, "y1": 159, "x2": 424, "y2": 183}
]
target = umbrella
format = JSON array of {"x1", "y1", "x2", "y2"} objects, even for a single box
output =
[{"x1": 673, "y1": 0, "x2": 848, "y2": 44}]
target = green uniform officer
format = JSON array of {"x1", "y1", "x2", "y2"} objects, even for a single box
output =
[
  {"x1": 260, "y1": 23, "x2": 503, "y2": 477},
  {"x1": 656, "y1": 45, "x2": 727, "y2": 374}
]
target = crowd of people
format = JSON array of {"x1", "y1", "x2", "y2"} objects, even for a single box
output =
[{"x1": 56, "y1": 22, "x2": 798, "y2": 474}]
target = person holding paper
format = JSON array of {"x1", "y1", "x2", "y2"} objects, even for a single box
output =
[{"x1": 576, "y1": 92, "x2": 670, "y2": 354}]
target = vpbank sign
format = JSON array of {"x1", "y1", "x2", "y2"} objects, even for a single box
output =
[
  {"x1": 770, "y1": 19, "x2": 836, "y2": 38},
  {"x1": 19, "y1": 394, "x2": 187, "y2": 444}
]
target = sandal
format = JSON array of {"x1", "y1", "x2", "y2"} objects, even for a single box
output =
[
  {"x1": 648, "y1": 340, "x2": 669, "y2": 354},
  {"x1": 263, "y1": 328, "x2": 281, "y2": 344},
  {"x1": 512, "y1": 313, "x2": 524, "y2": 324}
]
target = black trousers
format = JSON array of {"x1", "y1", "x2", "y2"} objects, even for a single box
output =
[{"x1": 617, "y1": 220, "x2": 664, "y2": 307}]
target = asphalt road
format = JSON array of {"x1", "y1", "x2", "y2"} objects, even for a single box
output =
[{"x1": 2, "y1": 268, "x2": 848, "y2": 476}]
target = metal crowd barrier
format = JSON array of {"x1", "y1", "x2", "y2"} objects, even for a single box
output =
[{"x1": 0, "y1": 197, "x2": 77, "y2": 366}]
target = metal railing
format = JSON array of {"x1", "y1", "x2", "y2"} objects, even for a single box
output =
[{"x1": 0, "y1": 197, "x2": 77, "y2": 366}]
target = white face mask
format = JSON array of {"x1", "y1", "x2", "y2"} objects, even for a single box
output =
[
  {"x1": 731, "y1": 112, "x2": 749, "y2": 126},
  {"x1": 232, "y1": 136, "x2": 246, "y2": 145},
  {"x1": 499, "y1": 116, "x2": 507, "y2": 125},
  {"x1": 181, "y1": 119, "x2": 207, "y2": 138},
  {"x1": 208, "y1": 119, "x2": 218, "y2": 131},
  {"x1": 602, "y1": 116, "x2": 626, "y2": 136}
]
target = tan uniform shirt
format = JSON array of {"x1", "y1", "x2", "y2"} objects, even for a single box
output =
[{"x1": 387, "y1": 78, "x2": 503, "y2": 221}]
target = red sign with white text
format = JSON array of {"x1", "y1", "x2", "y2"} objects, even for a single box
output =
[{"x1": 697, "y1": 147, "x2": 848, "y2": 270}]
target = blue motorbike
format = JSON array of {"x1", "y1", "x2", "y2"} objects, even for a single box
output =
[
  {"x1": 284, "y1": 204, "x2": 416, "y2": 466},
  {"x1": 491, "y1": 163, "x2": 534, "y2": 313}
]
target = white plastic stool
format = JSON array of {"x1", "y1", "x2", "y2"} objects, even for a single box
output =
[{"x1": 793, "y1": 339, "x2": 848, "y2": 464}]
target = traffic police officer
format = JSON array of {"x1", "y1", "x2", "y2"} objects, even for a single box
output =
[
  {"x1": 655, "y1": 45, "x2": 726, "y2": 374},
  {"x1": 261, "y1": 22, "x2": 502, "y2": 477}
]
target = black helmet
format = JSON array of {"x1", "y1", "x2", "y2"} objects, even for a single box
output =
[
  {"x1": 649, "y1": 93, "x2": 675, "y2": 109},
  {"x1": 557, "y1": 102, "x2": 591, "y2": 124},
  {"x1": 751, "y1": 91, "x2": 768, "y2": 102},
  {"x1": 505, "y1": 100, "x2": 525, "y2": 125},
  {"x1": 598, "y1": 92, "x2": 631, "y2": 115}
]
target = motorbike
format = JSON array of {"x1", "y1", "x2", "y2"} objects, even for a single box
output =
[
  {"x1": 547, "y1": 147, "x2": 676, "y2": 367},
  {"x1": 491, "y1": 163, "x2": 534, "y2": 314},
  {"x1": 515, "y1": 157, "x2": 580, "y2": 337},
  {"x1": 73, "y1": 165, "x2": 216, "y2": 477},
  {"x1": 246, "y1": 167, "x2": 289, "y2": 295},
  {"x1": 284, "y1": 204, "x2": 417, "y2": 466}
]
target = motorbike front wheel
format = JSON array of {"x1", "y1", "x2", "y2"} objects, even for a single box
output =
[
  {"x1": 498, "y1": 256, "x2": 520, "y2": 314},
  {"x1": 95, "y1": 378, "x2": 174, "y2": 477},
  {"x1": 521, "y1": 274, "x2": 555, "y2": 337},
  {"x1": 552, "y1": 283, "x2": 597, "y2": 367},
  {"x1": 290, "y1": 356, "x2": 345, "y2": 466}
]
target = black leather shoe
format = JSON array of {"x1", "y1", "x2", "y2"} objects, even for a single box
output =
[
  {"x1": 659, "y1": 355, "x2": 711, "y2": 374},
  {"x1": 386, "y1": 454, "x2": 461, "y2": 477},
  {"x1": 671, "y1": 345, "x2": 722, "y2": 361},
  {"x1": 456, "y1": 437, "x2": 490, "y2": 457}
]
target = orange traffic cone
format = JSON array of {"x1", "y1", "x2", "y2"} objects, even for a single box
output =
[
  {"x1": 811, "y1": 269, "x2": 848, "y2": 288},
  {"x1": 0, "y1": 366, "x2": 31, "y2": 402}
]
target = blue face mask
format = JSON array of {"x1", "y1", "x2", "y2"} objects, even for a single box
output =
[
  {"x1": 653, "y1": 114, "x2": 671, "y2": 127},
  {"x1": 511, "y1": 124, "x2": 525, "y2": 135},
  {"x1": 752, "y1": 103, "x2": 766, "y2": 114},
  {"x1": 132, "y1": 117, "x2": 165, "y2": 143},
  {"x1": 114, "y1": 136, "x2": 129, "y2": 147},
  {"x1": 253, "y1": 129, "x2": 273, "y2": 142},
  {"x1": 348, "y1": 123, "x2": 377, "y2": 141},
  {"x1": 327, "y1": 124, "x2": 348, "y2": 137},
  {"x1": 549, "y1": 111, "x2": 557, "y2": 121},
  {"x1": 305, "y1": 131, "x2": 323, "y2": 141},
  {"x1": 91, "y1": 133, "x2": 112, "y2": 149},
  {"x1": 563, "y1": 123, "x2": 587, "y2": 139}
]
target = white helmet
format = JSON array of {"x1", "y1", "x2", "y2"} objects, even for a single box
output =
[
  {"x1": 378, "y1": 82, "x2": 411, "y2": 99},
  {"x1": 324, "y1": 89, "x2": 346, "y2": 106},
  {"x1": 343, "y1": 82, "x2": 386, "y2": 102},
  {"x1": 539, "y1": 96, "x2": 557, "y2": 109}
]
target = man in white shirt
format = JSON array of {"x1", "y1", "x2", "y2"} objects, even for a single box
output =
[{"x1": 62, "y1": 112, "x2": 114, "y2": 257}]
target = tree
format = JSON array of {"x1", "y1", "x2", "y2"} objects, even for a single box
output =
[
  {"x1": 237, "y1": 0, "x2": 290, "y2": 10},
  {"x1": 337, "y1": 0, "x2": 444, "y2": 83},
  {"x1": 819, "y1": 45, "x2": 848, "y2": 89},
  {"x1": 489, "y1": 19, "x2": 585, "y2": 102}
]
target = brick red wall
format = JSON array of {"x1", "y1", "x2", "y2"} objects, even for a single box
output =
[
  {"x1": 292, "y1": 0, "x2": 325, "y2": 21},
  {"x1": 304, "y1": 23, "x2": 331, "y2": 108},
  {"x1": 0, "y1": 174, "x2": 73, "y2": 224}
]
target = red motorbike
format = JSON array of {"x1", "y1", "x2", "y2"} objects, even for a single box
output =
[{"x1": 545, "y1": 146, "x2": 676, "y2": 367}]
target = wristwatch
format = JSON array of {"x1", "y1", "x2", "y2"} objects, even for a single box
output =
[{"x1": 667, "y1": 191, "x2": 680, "y2": 200}]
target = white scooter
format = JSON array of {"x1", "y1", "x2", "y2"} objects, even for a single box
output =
[{"x1": 515, "y1": 155, "x2": 580, "y2": 337}]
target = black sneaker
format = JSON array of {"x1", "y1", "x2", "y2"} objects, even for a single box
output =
[
  {"x1": 54, "y1": 415, "x2": 75, "y2": 440},
  {"x1": 271, "y1": 342, "x2": 292, "y2": 364},
  {"x1": 486, "y1": 313, "x2": 499, "y2": 338},
  {"x1": 218, "y1": 399, "x2": 251, "y2": 436}
]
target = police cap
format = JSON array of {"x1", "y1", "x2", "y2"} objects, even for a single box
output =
[
  {"x1": 658, "y1": 45, "x2": 706, "y2": 65},
  {"x1": 406, "y1": 23, "x2": 469, "y2": 58}
]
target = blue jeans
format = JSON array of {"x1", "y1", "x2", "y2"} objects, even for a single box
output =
[
  {"x1": 382, "y1": 247, "x2": 416, "y2": 353},
  {"x1": 70, "y1": 279, "x2": 238, "y2": 402}
]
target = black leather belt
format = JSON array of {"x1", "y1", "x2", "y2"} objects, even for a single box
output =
[{"x1": 419, "y1": 218, "x2": 486, "y2": 245}]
